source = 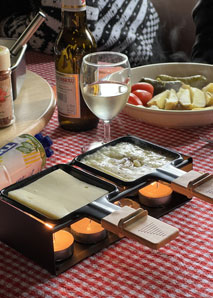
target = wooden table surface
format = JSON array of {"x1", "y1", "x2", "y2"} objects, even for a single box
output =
[{"x1": 0, "y1": 70, "x2": 56, "y2": 147}]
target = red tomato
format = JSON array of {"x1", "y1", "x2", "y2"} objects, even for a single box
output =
[
  {"x1": 131, "y1": 82, "x2": 154, "y2": 95},
  {"x1": 132, "y1": 90, "x2": 152, "y2": 106},
  {"x1": 128, "y1": 93, "x2": 143, "y2": 105}
]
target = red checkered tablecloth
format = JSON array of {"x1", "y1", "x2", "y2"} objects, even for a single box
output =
[{"x1": 0, "y1": 51, "x2": 212, "y2": 298}]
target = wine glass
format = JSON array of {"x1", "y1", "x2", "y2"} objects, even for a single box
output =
[{"x1": 80, "y1": 51, "x2": 131, "y2": 151}]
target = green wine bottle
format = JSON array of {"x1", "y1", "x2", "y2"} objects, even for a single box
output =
[{"x1": 54, "y1": 0, "x2": 98, "y2": 131}]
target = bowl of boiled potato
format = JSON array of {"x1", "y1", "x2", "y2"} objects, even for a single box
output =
[{"x1": 123, "y1": 62, "x2": 213, "y2": 128}]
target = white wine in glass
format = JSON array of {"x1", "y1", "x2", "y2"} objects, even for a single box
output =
[{"x1": 80, "y1": 51, "x2": 131, "y2": 151}]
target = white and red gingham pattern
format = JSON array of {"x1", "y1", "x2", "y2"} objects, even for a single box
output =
[{"x1": 0, "y1": 51, "x2": 212, "y2": 298}]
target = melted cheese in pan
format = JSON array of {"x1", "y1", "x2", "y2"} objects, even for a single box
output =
[
  {"x1": 81, "y1": 142, "x2": 173, "y2": 181},
  {"x1": 8, "y1": 169, "x2": 108, "y2": 219}
]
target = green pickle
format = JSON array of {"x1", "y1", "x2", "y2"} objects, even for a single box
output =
[
  {"x1": 156, "y1": 74, "x2": 207, "y2": 88},
  {"x1": 140, "y1": 77, "x2": 182, "y2": 95}
]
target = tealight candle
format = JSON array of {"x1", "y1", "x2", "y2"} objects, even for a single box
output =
[
  {"x1": 114, "y1": 198, "x2": 140, "y2": 209},
  {"x1": 138, "y1": 181, "x2": 173, "y2": 207},
  {"x1": 53, "y1": 229, "x2": 74, "y2": 261},
  {"x1": 70, "y1": 217, "x2": 107, "y2": 244}
]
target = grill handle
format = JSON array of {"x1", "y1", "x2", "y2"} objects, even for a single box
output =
[{"x1": 156, "y1": 164, "x2": 213, "y2": 204}]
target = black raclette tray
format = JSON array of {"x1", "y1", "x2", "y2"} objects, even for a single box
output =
[
  {"x1": 0, "y1": 163, "x2": 120, "y2": 226},
  {"x1": 71, "y1": 134, "x2": 193, "y2": 219},
  {"x1": 72, "y1": 135, "x2": 191, "y2": 187}
]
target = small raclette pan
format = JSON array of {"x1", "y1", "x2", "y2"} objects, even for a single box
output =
[
  {"x1": 73, "y1": 135, "x2": 212, "y2": 205},
  {"x1": 0, "y1": 164, "x2": 120, "y2": 226},
  {"x1": 72, "y1": 135, "x2": 190, "y2": 187}
]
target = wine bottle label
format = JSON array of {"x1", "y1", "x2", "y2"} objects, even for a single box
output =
[
  {"x1": 62, "y1": 0, "x2": 86, "y2": 12},
  {"x1": 56, "y1": 71, "x2": 81, "y2": 118}
]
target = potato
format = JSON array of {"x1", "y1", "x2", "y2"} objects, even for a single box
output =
[
  {"x1": 147, "y1": 105, "x2": 160, "y2": 110},
  {"x1": 145, "y1": 76, "x2": 213, "y2": 111},
  {"x1": 177, "y1": 87, "x2": 192, "y2": 109},
  {"x1": 202, "y1": 83, "x2": 213, "y2": 93},
  {"x1": 147, "y1": 90, "x2": 169, "y2": 109},
  {"x1": 204, "y1": 92, "x2": 213, "y2": 106},
  {"x1": 164, "y1": 89, "x2": 178, "y2": 110},
  {"x1": 190, "y1": 87, "x2": 206, "y2": 108}
]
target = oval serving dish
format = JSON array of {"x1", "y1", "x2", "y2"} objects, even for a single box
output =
[{"x1": 123, "y1": 62, "x2": 213, "y2": 128}]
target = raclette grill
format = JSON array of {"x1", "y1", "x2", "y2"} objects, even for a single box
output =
[
  {"x1": 1, "y1": 136, "x2": 192, "y2": 225},
  {"x1": 0, "y1": 135, "x2": 211, "y2": 275}
]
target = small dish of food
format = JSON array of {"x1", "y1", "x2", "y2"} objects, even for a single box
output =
[{"x1": 123, "y1": 62, "x2": 213, "y2": 128}]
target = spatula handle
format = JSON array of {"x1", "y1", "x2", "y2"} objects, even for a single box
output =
[{"x1": 171, "y1": 170, "x2": 213, "y2": 204}]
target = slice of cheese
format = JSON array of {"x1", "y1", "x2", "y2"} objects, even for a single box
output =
[{"x1": 8, "y1": 169, "x2": 109, "y2": 220}]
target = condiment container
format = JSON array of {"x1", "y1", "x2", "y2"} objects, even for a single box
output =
[
  {"x1": 0, "y1": 38, "x2": 26, "y2": 100},
  {"x1": 0, "y1": 134, "x2": 46, "y2": 190},
  {"x1": 0, "y1": 45, "x2": 15, "y2": 127}
]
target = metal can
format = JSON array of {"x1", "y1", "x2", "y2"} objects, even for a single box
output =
[{"x1": 0, "y1": 134, "x2": 46, "y2": 189}]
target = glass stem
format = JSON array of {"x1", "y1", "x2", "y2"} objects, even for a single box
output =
[{"x1": 103, "y1": 120, "x2": 111, "y2": 143}]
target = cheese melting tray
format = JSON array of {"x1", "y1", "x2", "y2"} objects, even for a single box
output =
[
  {"x1": 72, "y1": 135, "x2": 191, "y2": 187},
  {"x1": 0, "y1": 136, "x2": 193, "y2": 275}
]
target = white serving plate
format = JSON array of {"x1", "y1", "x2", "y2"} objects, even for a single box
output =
[{"x1": 123, "y1": 62, "x2": 213, "y2": 128}]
